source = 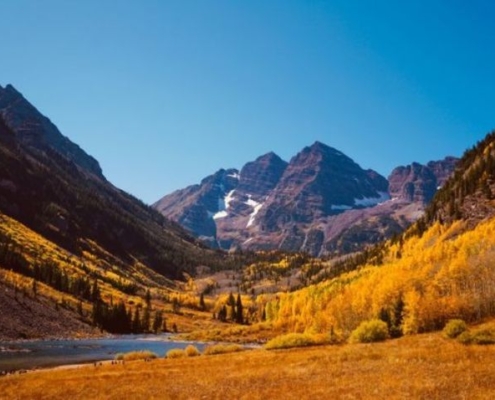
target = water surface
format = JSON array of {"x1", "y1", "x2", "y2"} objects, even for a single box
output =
[{"x1": 0, "y1": 334, "x2": 204, "y2": 371}]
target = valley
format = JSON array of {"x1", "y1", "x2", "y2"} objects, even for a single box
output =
[{"x1": 2, "y1": 83, "x2": 495, "y2": 399}]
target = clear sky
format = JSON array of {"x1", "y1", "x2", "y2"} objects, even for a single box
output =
[{"x1": 1, "y1": 0, "x2": 494, "y2": 204}]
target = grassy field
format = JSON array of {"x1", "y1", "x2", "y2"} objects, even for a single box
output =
[{"x1": 1, "y1": 333, "x2": 495, "y2": 399}]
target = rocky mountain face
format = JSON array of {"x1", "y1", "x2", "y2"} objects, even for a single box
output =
[
  {"x1": 154, "y1": 141, "x2": 458, "y2": 256},
  {"x1": 388, "y1": 157, "x2": 458, "y2": 203},
  {"x1": 0, "y1": 84, "x2": 103, "y2": 178},
  {"x1": 0, "y1": 84, "x2": 225, "y2": 279},
  {"x1": 257, "y1": 142, "x2": 389, "y2": 230}
]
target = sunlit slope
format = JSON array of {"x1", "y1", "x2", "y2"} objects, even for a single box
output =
[
  {"x1": 263, "y1": 130, "x2": 495, "y2": 338},
  {"x1": 0, "y1": 211, "x2": 221, "y2": 339},
  {"x1": 264, "y1": 218, "x2": 495, "y2": 336}
]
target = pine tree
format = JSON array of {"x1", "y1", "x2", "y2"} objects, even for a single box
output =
[
  {"x1": 91, "y1": 279, "x2": 100, "y2": 302},
  {"x1": 236, "y1": 293, "x2": 244, "y2": 324},
  {"x1": 132, "y1": 308, "x2": 141, "y2": 333},
  {"x1": 145, "y1": 289, "x2": 151, "y2": 308},
  {"x1": 142, "y1": 305, "x2": 151, "y2": 333},
  {"x1": 218, "y1": 305, "x2": 227, "y2": 322},
  {"x1": 199, "y1": 293, "x2": 206, "y2": 311},
  {"x1": 152, "y1": 310, "x2": 163, "y2": 333}
]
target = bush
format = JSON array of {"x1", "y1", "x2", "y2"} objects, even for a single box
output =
[
  {"x1": 349, "y1": 320, "x2": 389, "y2": 344},
  {"x1": 265, "y1": 333, "x2": 319, "y2": 350},
  {"x1": 443, "y1": 319, "x2": 468, "y2": 339},
  {"x1": 115, "y1": 350, "x2": 158, "y2": 361},
  {"x1": 166, "y1": 348, "x2": 186, "y2": 359},
  {"x1": 457, "y1": 328, "x2": 495, "y2": 345},
  {"x1": 203, "y1": 344, "x2": 244, "y2": 356},
  {"x1": 184, "y1": 345, "x2": 201, "y2": 357}
]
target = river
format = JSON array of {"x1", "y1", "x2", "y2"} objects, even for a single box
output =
[{"x1": 0, "y1": 334, "x2": 206, "y2": 371}]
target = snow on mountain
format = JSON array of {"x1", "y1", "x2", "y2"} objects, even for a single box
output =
[
  {"x1": 354, "y1": 191, "x2": 390, "y2": 207},
  {"x1": 213, "y1": 190, "x2": 236, "y2": 220}
]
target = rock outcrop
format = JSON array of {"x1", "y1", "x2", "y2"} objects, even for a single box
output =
[{"x1": 388, "y1": 157, "x2": 458, "y2": 204}]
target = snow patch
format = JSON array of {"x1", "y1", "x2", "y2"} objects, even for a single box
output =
[
  {"x1": 212, "y1": 189, "x2": 236, "y2": 220},
  {"x1": 247, "y1": 203, "x2": 263, "y2": 227},
  {"x1": 227, "y1": 172, "x2": 240, "y2": 179},
  {"x1": 213, "y1": 211, "x2": 228, "y2": 220},
  {"x1": 225, "y1": 190, "x2": 236, "y2": 208},
  {"x1": 244, "y1": 194, "x2": 263, "y2": 228},
  {"x1": 354, "y1": 191, "x2": 390, "y2": 207}
]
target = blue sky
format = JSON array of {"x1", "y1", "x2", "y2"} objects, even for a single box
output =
[{"x1": 1, "y1": 0, "x2": 494, "y2": 203}]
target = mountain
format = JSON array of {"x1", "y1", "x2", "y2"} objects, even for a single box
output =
[
  {"x1": 255, "y1": 142, "x2": 389, "y2": 228},
  {"x1": 154, "y1": 152, "x2": 288, "y2": 248},
  {"x1": 154, "y1": 142, "x2": 458, "y2": 256},
  {"x1": 0, "y1": 84, "x2": 234, "y2": 339},
  {"x1": 262, "y1": 130, "x2": 495, "y2": 340},
  {"x1": 0, "y1": 84, "x2": 228, "y2": 279}
]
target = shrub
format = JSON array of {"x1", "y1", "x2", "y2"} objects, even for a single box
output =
[
  {"x1": 184, "y1": 345, "x2": 201, "y2": 357},
  {"x1": 457, "y1": 328, "x2": 495, "y2": 345},
  {"x1": 203, "y1": 344, "x2": 244, "y2": 356},
  {"x1": 115, "y1": 350, "x2": 158, "y2": 361},
  {"x1": 265, "y1": 333, "x2": 319, "y2": 350},
  {"x1": 166, "y1": 348, "x2": 186, "y2": 359},
  {"x1": 443, "y1": 319, "x2": 468, "y2": 339},
  {"x1": 349, "y1": 320, "x2": 389, "y2": 344}
]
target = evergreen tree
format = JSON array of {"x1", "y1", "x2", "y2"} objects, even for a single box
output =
[
  {"x1": 132, "y1": 307, "x2": 141, "y2": 333},
  {"x1": 145, "y1": 289, "x2": 151, "y2": 308},
  {"x1": 236, "y1": 293, "x2": 244, "y2": 324},
  {"x1": 142, "y1": 305, "x2": 151, "y2": 333},
  {"x1": 227, "y1": 292, "x2": 236, "y2": 321},
  {"x1": 91, "y1": 279, "x2": 100, "y2": 302},
  {"x1": 153, "y1": 310, "x2": 163, "y2": 333},
  {"x1": 218, "y1": 305, "x2": 227, "y2": 322},
  {"x1": 199, "y1": 293, "x2": 206, "y2": 311}
]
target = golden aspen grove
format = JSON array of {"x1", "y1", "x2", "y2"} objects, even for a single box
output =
[{"x1": 262, "y1": 218, "x2": 495, "y2": 338}]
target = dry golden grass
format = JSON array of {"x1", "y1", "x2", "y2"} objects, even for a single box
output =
[{"x1": 2, "y1": 333, "x2": 495, "y2": 399}]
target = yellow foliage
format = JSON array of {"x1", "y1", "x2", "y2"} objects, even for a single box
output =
[{"x1": 263, "y1": 218, "x2": 495, "y2": 338}]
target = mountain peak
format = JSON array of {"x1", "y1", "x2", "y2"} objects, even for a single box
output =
[
  {"x1": 0, "y1": 83, "x2": 18, "y2": 93},
  {"x1": 0, "y1": 85, "x2": 104, "y2": 178},
  {"x1": 308, "y1": 141, "x2": 340, "y2": 153},
  {"x1": 258, "y1": 151, "x2": 284, "y2": 162},
  {"x1": 237, "y1": 151, "x2": 288, "y2": 197}
]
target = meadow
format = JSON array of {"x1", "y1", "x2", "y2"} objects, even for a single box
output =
[{"x1": 1, "y1": 332, "x2": 495, "y2": 399}]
